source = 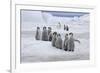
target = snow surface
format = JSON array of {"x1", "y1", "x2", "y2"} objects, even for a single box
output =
[
  {"x1": 21, "y1": 11, "x2": 89, "y2": 31},
  {"x1": 21, "y1": 30, "x2": 89, "y2": 63},
  {"x1": 20, "y1": 11, "x2": 90, "y2": 63}
]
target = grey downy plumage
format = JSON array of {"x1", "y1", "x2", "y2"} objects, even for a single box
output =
[
  {"x1": 42, "y1": 27, "x2": 48, "y2": 41},
  {"x1": 55, "y1": 34, "x2": 62, "y2": 49},
  {"x1": 68, "y1": 37, "x2": 75, "y2": 51},
  {"x1": 68, "y1": 33, "x2": 80, "y2": 52},
  {"x1": 35, "y1": 27, "x2": 41, "y2": 40},
  {"x1": 48, "y1": 32, "x2": 53, "y2": 41},
  {"x1": 63, "y1": 34, "x2": 69, "y2": 51},
  {"x1": 52, "y1": 32, "x2": 57, "y2": 47}
]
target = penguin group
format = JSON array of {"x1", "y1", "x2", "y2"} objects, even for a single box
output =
[
  {"x1": 35, "y1": 26, "x2": 80, "y2": 52},
  {"x1": 35, "y1": 26, "x2": 53, "y2": 41}
]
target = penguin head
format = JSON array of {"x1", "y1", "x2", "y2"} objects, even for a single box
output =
[
  {"x1": 57, "y1": 34, "x2": 61, "y2": 37},
  {"x1": 65, "y1": 33, "x2": 68, "y2": 38},
  {"x1": 37, "y1": 27, "x2": 40, "y2": 29},
  {"x1": 43, "y1": 26, "x2": 46, "y2": 30},
  {"x1": 48, "y1": 27, "x2": 52, "y2": 30},
  {"x1": 69, "y1": 32, "x2": 73, "y2": 37},
  {"x1": 53, "y1": 32, "x2": 57, "y2": 36}
]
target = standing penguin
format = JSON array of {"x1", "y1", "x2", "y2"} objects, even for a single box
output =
[
  {"x1": 42, "y1": 27, "x2": 48, "y2": 41},
  {"x1": 52, "y1": 32, "x2": 57, "y2": 47},
  {"x1": 66, "y1": 25, "x2": 69, "y2": 31},
  {"x1": 58, "y1": 22, "x2": 61, "y2": 29},
  {"x1": 48, "y1": 27, "x2": 52, "y2": 41},
  {"x1": 35, "y1": 27, "x2": 41, "y2": 40},
  {"x1": 55, "y1": 34, "x2": 62, "y2": 49},
  {"x1": 63, "y1": 33, "x2": 69, "y2": 51},
  {"x1": 48, "y1": 27, "x2": 51, "y2": 35},
  {"x1": 48, "y1": 32, "x2": 53, "y2": 41},
  {"x1": 68, "y1": 33, "x2": 80, "y2": 52}
]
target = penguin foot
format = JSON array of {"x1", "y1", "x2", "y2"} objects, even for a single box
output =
[{"x1": 64, "y1": 49, "x2": 68, "y2": 51}]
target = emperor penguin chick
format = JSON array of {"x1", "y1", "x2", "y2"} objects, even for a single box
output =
[{"x1": 55, "y1": 34, "x2": 62, "y2": 49}]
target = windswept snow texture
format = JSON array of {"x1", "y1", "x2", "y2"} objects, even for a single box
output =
[{"x1": 20, "y1": 10, "x2": 90, "y2": 63}]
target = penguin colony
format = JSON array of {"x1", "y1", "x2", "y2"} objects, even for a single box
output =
[{"x1": 35, "y1": 26, "x2": 80, "y2": 52}]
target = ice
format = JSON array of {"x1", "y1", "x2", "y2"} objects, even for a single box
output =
[
  {"x1": 21, "y1": 11, "x2": 89, "y2": 31},
  {"x1": 20, "y1": 11, "x2": 90, "y2": 63},
  {"x1": 21, "y1": 39, "x2": 89, "y2": 63},
  {"x1": 21, "y1": 29, "x2": 89, "y2": 63}
]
